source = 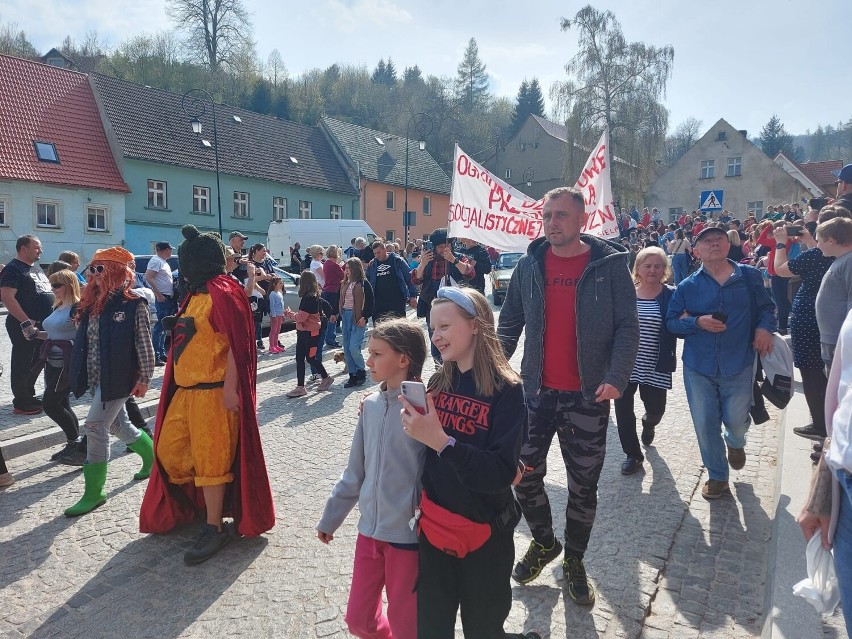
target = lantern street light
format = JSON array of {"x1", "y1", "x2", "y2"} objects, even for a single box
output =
[
  {"x1": 182, "y1": 88, "x2": 223, "y2": 239},
  {"x1": 523, "y1": 167, "x2": 535, "y2": 189},
  {"x1": 404, "y1": 112, "x2": 434, "y2": 245}
]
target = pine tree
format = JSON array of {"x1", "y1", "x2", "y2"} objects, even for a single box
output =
[
  {"x1": 455, "y1": 37, "x2": 490, "y2": 113},
  {"x1": 527, "y1": 79, "x2": 545, "y2": 118},
  {"x1": 371, "y1": 59, "x2": 387, "y2": 84},
  {"x1": 403, "y1": 65, "x2": 423, "y2": 86},
  {"x1": 384, "y1": 58, "x2": 397, "y2": 85},
  {"x1": 759, "y1": 114, "x2": 794, "y2": 158}
]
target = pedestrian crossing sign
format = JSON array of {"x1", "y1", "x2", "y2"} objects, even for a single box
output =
[{"x1": 699, "y1": 190, "x2": 723, "y2": 211}]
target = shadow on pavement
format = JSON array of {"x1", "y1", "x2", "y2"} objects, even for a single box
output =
[{"x1": 26, "y1": 530, "x2": 268, "y2": 638}]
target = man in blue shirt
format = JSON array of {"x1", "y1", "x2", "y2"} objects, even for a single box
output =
[{"x1": 666, "y1": 226, "x2": 776, "y2": 500}]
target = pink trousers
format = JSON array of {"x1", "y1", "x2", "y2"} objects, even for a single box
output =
[
  {"x1": 269, "y1": 316, "x2": 283, "y2": 348},
  {"x1": 345, "y1": 534, "x2": 418, "y2": 639}
]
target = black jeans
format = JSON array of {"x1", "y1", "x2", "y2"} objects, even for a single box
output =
[
  {"x1": 770, "y1": 274, "x2": 791, "y2": 334},
  {"x1": 5, "y1": 315, "x2": 40, "y2": 409},
  {"x1": 124, "y1": 396, "x2": 148, "y2": 431},
  {"x1": 42, "y1": 364, "x2": 79, "y2": 441},
  {"x1": 0, "y1": 445, "x2": 7, "y2": 474},
  {"x1": 417, "y1": 529, "x2": 528, "y2": 639},
  {"x1": 296, "y1": 330, "x2": 327, "y2": 386},
  {"x1": 613, "y1": 382, "x2": 668, "y2": 460},
  {"x1": 373, "y1": 303, "x2": 406, "y2": 324}
]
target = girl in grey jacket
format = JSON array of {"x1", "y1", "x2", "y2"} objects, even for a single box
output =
[{"x1": 316, "y1": 318, "x2": 428, "y2": 639}]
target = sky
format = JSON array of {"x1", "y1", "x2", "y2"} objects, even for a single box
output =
[{"x1": 3, "y1": 0, "x2": 849, "y2": 141}]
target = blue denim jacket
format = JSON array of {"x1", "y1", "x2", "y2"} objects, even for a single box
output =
[{"x1": 665, "y1": 262, "x2": 776, "y2": 376}]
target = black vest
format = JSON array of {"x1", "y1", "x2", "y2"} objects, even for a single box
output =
[{"x1": 71, "y1": 294, "x2": 144, "y2": 402}]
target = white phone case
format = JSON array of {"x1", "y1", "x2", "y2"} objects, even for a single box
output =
[{"x1": 401, "y1": 381, "x2": 428, "y2": 414}]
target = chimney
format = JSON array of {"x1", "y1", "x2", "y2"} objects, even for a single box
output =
[{"x1": 738, "y1": 130, "x2": 748, "y2": 138}]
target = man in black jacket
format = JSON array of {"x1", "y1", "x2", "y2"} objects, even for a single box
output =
[{"x1": 833, "y1": 164, "x2": 852, "y2": 212}]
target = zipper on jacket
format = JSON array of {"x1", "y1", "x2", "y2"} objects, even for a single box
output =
[{"x1": 371, "y1": 393, "x2": 391, "y2": 537}]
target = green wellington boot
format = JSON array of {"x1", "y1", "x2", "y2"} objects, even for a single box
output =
[
  {"x1": 127, "y1": 430, "x2": 154, "y2": 480},
  {"x1": 65, "y1": 461, "x2": 108, "y2": 517}
]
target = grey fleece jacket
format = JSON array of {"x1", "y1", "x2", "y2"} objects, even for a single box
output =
[
  {"x1": 317, "y1": 385, "x2": 426, "y2": 544},
  {"x1": 498, "y1": 234, "x2": 639, "y2": 402}
]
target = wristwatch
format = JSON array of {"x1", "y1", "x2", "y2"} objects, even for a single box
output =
[
  {"x1": 775, "y1": 243, "x2": 786, "y2": 250},
  {"x1": 452, "y1": 257, "x2": 459, "y2": 264}
]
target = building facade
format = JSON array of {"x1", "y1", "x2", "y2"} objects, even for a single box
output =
[
  {"x1": 320, "y1": 118, "x2": 451, "y2": 244},
  {"x1": 91, "y1": 75, "x2": 359, "y2": 254},
  {"x1": 645, "y1": 119, "x2": 811, "y2": 221},
  {"x1": 0, "y1": 55, "x2": 129, "y2": 265}
]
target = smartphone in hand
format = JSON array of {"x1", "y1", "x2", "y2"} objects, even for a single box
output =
[
  {"x1": 711, "y1": 311, "x2": 728, "y2": 323},
  {"x1": 401, "y1": 381, "x2": 428, "y2": 415}
]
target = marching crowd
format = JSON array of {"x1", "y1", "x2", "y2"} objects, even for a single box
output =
[{"x1": 0, "y1": 165, "x2": 851, "y2": 636}]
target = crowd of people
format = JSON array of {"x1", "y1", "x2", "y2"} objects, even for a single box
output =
[{"x1": 1, "y1": 164, "x2": 852, "y2": 636}]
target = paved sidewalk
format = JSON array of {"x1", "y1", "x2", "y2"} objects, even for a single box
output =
[{"x1": 0, "y1": 311, "x2": 848, "y2": 637}]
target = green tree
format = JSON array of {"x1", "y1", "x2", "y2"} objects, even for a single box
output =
[
  {"x1": 509, "y1": 77, "x2": 546, "y2": 136},
  {"x1": 266, "y1": 48, "x2": 286, "y2": 87},
  {"x1": 759, "y1": 114, "x2": 794, "y2": 158},
  {"x1": 455, "y1": 37, "x2": 490, "y2": 113},
  {"x1": 166, "y1": 0, "x2": 253, "y2": 72},
  {"x1": 662, "y1": 117, "x2": 703, "y2": 167},
  {"x1": 0, "y1": 20, "x2": 39, "y2": 58}
]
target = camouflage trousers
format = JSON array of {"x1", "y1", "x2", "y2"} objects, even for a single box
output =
[{"x1": 516, "y1": 388, "x2": 609, "y2": 556}]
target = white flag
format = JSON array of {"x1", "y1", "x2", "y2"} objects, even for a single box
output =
[
  {"x1": 577, "y1": 128, "x2": 620, "y2": 239},
  {"x1": 447, "y1": 145, "x2": 544, "y2": 253}
]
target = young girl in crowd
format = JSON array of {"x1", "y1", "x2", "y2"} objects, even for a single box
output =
[
  {"x1": 399, "y1": 287, "x2": 540, "y2": 639},
  {"x1": 267, "y1": 277, "x2": 285, "y2": 354},
  {"x1": 339, "y1": 257, "x2": 374, "y2": 388},
  {"x1": 285, "y1": 270, "x2": 333, "y2": 397},
  {"x1": 317, "y1": 318, "x2": 428, "y2": 639}
]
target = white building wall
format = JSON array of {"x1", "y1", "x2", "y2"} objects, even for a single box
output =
[{"x1": 0, "y1": 181, "x2": 126, "y2": 266}]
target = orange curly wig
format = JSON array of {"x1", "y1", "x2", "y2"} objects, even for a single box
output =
[{"x1": 77, "y1": 260, "x2": 136, "y2": 318}]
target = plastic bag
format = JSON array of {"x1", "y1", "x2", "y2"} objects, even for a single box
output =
[{"x1": 793, "y1": 533, "x2": 841, "y2": 615}]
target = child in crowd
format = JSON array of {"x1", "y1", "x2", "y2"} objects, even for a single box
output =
[
  {"x1": 339, "y1": 257, "x2": 374, "y2": 388},
  {"x1": 309, "y1": 294, "x2": 334, "y2": 383},
  {"x1": 317, "y1": 318, "x2": 428, "y2": 639},
  {"x1": 399, "y1": 287, "x2": 540, "y2": 639},
  {"x1": 285, "y1": 270, "x2": 333, "y2": 397},
  {"x1": 267, "y1": 277, "x2": 285, "y2": 354}
]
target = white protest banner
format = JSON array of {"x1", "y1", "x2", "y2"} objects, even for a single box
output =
[
  {"x1": 577, "y1": 127, "x2": 620, "y2": 239},
  {"x1": 447, "y1": 145, "x2": 544, "y2": 252}
]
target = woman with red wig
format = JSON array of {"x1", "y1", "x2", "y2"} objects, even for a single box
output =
[{"x1": 65, "y1": 246, "x2": 156, "y2": 517}]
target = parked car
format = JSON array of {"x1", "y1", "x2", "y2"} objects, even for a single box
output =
[{"x1": 490, "y1": 252, "x2": 523, "y2": 306}]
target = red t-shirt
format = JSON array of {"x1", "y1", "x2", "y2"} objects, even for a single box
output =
[{"x1": 542, "y1": 247, "x2": 590, "y2": 391}]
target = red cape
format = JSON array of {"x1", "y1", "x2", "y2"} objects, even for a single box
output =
[{"x1": 139, "y1": 275, "x2": 276, "y2": 537}]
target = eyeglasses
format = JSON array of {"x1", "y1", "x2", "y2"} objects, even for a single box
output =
[
  {"x1": 88, "y1": 265, "x2": 105, "y2": 274},
  {"x1": 50, "y1": 282, "x2": 64, "y2": 289}
]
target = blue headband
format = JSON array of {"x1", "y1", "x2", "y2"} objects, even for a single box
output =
[{"x1": 436, "y1": 287, "x2": 476, "y2": 316}]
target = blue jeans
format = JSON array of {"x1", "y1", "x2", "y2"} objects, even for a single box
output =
[
  {"x1": 683, "y1": 363, "x2": 753, "y2": 481},
  {"x1": 672, "y1": 253, "x2": 690, "y2": 284},
  {"x1": 152, "y1": 297, "x2": 176, "y2": 360},
  {"x1": 341, "y1": 309, "x2": 366, "y2": 373},
  {"x1": 835, "y1": 470, "x2": 852, "y2": 635}
]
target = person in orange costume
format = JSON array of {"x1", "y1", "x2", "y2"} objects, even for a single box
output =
[{"x1": 140, "y1": 225, "x2": 275, "y2": 565}]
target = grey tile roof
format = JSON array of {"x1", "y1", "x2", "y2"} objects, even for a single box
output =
[
  {"x1": 531, "y1": 114, "x2": 569, "y2": 142},
  {"x1": 91, "y1": 74, "x2": 358, "y2": 196},
  {"x1": 322, "y1": 117, "x2": 450, "y2": 195}
]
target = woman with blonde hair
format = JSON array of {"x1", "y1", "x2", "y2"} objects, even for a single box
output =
[
  {"x1": 27, "y1": 269, "x2": 86, "y2": 465},
  {"x1": 613, "y1": 247, "x2": 678, "y2": 475},
  {"x1": 727, "y1": 230, "x2": 745, "y2": 262}
]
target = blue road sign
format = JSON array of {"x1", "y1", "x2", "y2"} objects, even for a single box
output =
[{"x1": 699, "y1": 190, "x2": 723, "y2": 211}]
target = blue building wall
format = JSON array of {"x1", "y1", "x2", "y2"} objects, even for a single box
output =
[{"x1": 122, "y1": 159, "x2": 360, "y2": 254}]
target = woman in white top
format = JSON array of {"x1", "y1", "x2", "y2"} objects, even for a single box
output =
[{"x1": 309, "y1": 245, "x2": 326, "y2": 288}]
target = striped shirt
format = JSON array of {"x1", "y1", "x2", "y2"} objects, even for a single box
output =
[{"x1": 629, "y1": 299, "x2": 672, "y2": 389}]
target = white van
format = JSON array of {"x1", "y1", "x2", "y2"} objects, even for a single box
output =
[{"x1": 267, "y1": 219, "x2": 378, "y2": 262}]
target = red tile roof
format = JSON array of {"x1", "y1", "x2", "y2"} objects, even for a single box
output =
[
  {"x1": 0, "y1": 55, "x2": 128, "y2": 192},
  {"x1": 797, "y1": 159, "x2": 845, "y2": 193}
]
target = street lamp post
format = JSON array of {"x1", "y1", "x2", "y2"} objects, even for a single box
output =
[
  {"x1": 523, "y1": 167, "x2": 535, "y2": 190},
  {"x1": 182, "y1": 88, "x2": 223, "y2": 239},
  {"x1": 404, "y1": 112, "x2": 434, "y2": 245}
]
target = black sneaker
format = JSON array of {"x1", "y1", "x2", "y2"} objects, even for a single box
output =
[
  {"x1": 793, "y1": 424, "x2": 827, "y2": 441},
  {"x1": 343, "y1": 374, "x2": 358, "y2": 389},
  {"x1": 155, "y1": 358, "x2": 166, "y2": 367},
  {"x1": 51, "y1": 441, "x2": 77, "y2": 461},
  {"x1": 640, "y1": 417, "x2": 655, "y2": 446},
  {"x1": 354, "y1": 369, "x2": 367, "y2": 386},
  {"x1": 57, "y1": 442, "x2": 87, "y2": 467},
  {"x1": 256, "y1": 340, "x2": 265, "y2": 351},
  {"x1": 184, "y1": 523, "x2": 233, "y2": 566},
  {"x1": 512, "y1": 538, "x2": 563, "y2": 584},
  {"x1": 621, "y1": 456, "x2": 643, "y2": 475},
  {"x1": 562, "y1": 555, "x2": 596, "y2": 605}
]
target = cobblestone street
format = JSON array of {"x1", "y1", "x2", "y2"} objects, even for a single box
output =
[{"x1": 0, "y1": 304, "x2": 846, "y2": 638}]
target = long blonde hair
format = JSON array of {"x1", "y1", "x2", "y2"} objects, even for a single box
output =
[
  {"x1": 49, "y1": 269, "x2": 81, "y2": 308},
  {"x1": 428, "y1": 288, "x2": 520, "y2": 397}
]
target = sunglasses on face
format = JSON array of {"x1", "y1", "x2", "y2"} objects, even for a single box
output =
[
  {"x1": 88, "y1": 265, "x2": 105, "y2": 274},
  {"x1": 51, "y1": 282, "x2": 64, "y2": 289}
]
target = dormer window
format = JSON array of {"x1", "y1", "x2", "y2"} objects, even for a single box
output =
[{"x1": 34, "y1": 141, "x2": 59, "y2": 163}]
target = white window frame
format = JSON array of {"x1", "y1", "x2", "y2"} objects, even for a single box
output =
[
  {"x1": 329, "y1": 205, "x2": 342, "y2": 220},
  {"x1": 233, "y1": 191, "x2": 249, "y2": 218},
  {"x1": 273, "y1": 196, "x2": 287, "y2": 221},
  {"x1": 727, "y1": 157, "x2": 742, "y2": 177},
  {"x1": 86, "y1": 204, "x2": 110, "y2": 233},
  {"x1": 700, "y1": 160, "x2": 715, "y2": 179},
  {"x1": 193, "y1": 186, "x2": 210, "y2": 213},
  {"x1": 748, "y1": 201, "x2": 764, "y2": 217},
  {"x1": 147, "y1": 179, "x2": 167, "y2": 209},
  {"x1": 0, "y1": 196, "x2": 9, "y2": 226},
  {"x1": 299, "y1": 200, "x2": 312, "y2": 219},
  {"x1": 385, "y1": 229, "x2": 395, "y2": 241},
  {"x1": 386, "y1": 190, "x2": 395, "y2": 210},
  {"x1": 668, "y1": 207, "x2": 683, "y2": 222},
  {"x1": 34, "y1": 198, "x2": 61, "y2": 229},
  {"x1": 423, "y1": 196, "x2": 431, "y2": 216}
]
